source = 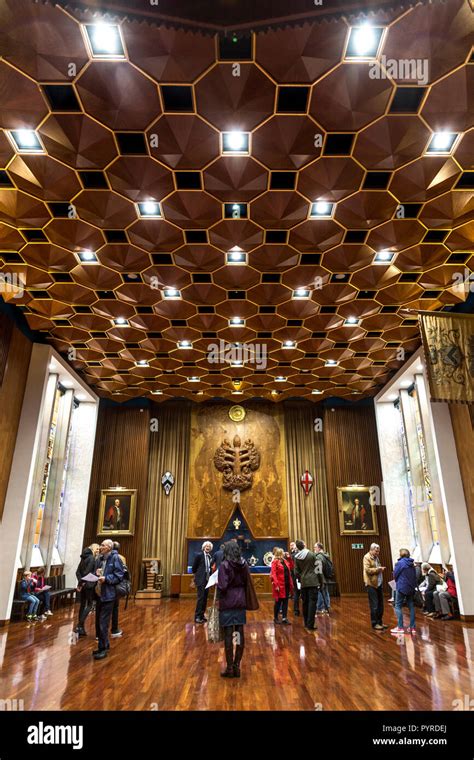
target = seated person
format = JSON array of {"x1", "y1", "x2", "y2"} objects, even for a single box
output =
[
  {"x1": 433, "y1": 568, "x2": 457, "y2": 620},
  {"x1": 421, "y1": 563, "x2": 442, "y2": 617},
  {"x1": 32, "y1": 567, "x2": 52, "y2": 617},
  {"x1": 19, "y1": 571, "x2": 41, "y2": 622}
]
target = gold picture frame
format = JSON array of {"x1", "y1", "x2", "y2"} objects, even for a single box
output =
[
  {"x1": 337, "y1": 486, "x2": 378, "y2": 535},
  {"x1": 97, "y1": 488, "x2": 137, "y2": 536}
]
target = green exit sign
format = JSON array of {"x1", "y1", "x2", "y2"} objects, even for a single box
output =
[{"x1": 352, "y1": 543, "x2": 364, "y2": 549}]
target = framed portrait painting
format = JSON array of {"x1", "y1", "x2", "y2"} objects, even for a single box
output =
[
  {"x1": 97, "y1": 488, "x2": 137, "y2": 536},
  {"x1": 337, "y1": 486, "x2": 378, "y2": 535}
]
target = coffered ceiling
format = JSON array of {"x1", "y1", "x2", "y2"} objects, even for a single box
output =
[{"x1": 0, "y1": 0, "x2": 473, "y2": 402}]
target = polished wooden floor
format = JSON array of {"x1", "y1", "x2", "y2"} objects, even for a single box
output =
[{"x1": 1, "y1": 597, "x2": 473, "y2": 711}]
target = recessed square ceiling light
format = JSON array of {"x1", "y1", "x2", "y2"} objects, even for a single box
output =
[
  {"x1": 135, "y1": 360, "x2": 149, "y2": 367},
  {"x1": 292, "y1": 289, "x2": 310, "y2": 299},
  {"x1": 178, "y1": 340, "x2": 192, "y2": 349},
  {"x1": 84, "y1": 23, "x2": 125, "y2": 58},
  {"x1": 113, "y1": 317, "x2": 129, "y2": 326},
  {"x1": 222, "y1": 131, "x2": 250, "y2": 154},
  {"x1": 312, "y1": 389, "x2": 323, "y2": 395},
  {"x1": 8, "y1": 129, "x2": 43, "y2": 153},
  {"x1": 425, "y1": 132, "x2": 459, "y2": 154},
  {"x1": 224, "y1": 202, "x2": 248, "y2": 219},
  {"x1": 231, "y1": 360, "x2": 244, "y2": 367},
  {"x1": 151, "y1": 390, "x2": 163, "y2": 395},
  {"x1": 310, "y1": 201, "x2": 335, "y2": 218},
  {"x1": 78, "y1": 250, "x2": 98, "y2": 263},
  {"x1": 163, "y1": 288, "x2": 181, "y2": 299},
  {"x1": 232, "y1": 390, "x2": 244, "y2": 395},
  {"x1": 226, "y1": 249, "x2": 247, "y2": 264},
  {"x1": 325, "y1": 359, "x2": 339, "y2": 366},
  {"x1": 345, "y1": 25, "x2": 384, "y2": 59},
  {"x1": 374, "y1": 250, "x2": 395, "y2": 264},
  {"x1": 137, "y1": 201, "x2": 162, "y2": 218},
  {"x1": 275, "y1": 376, "x2": 286, "y2": 382},
  {"x1": 344, "y1": 316, "x2": 360, "y2": 325},
  {"x1": 189, "y1": 376, "x2": 200, "y2": 382},
  {"x1": 229, "y1": 317, "x2": 245, "y2": 326},
  {"x1": 283, "y1": 340, "x2": 296, "y2": 348}
]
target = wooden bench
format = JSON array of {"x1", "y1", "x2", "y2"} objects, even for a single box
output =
[{"x1": 11, "y1": 574, "x2": 76, "y2": 620}]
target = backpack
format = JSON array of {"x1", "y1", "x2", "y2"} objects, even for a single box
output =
[
  {"x1": 321, "y1": 554, "x2": 335, "y2": 580},
  {"x1": 115, "y1": 562, "x2": 132, "y2": 603}
]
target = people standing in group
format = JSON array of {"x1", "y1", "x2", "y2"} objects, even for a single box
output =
[
  {"x1": 270, "y1": 547, "x2": 293, "y2": 625},
  {"x1": 288, "y1": 540, "x2": 301, "y2": 616},
  {"x1": 363, "y1": 543, "x2": 388, "y2": 631},
  {"x1": 421, "y1": 563, "x2": 443, "y2": 617},
  {"x1": 75, "y1": 543, "x2": 100, "y2": 637},
  {"x1": 20, "y1": 571, "x2": 41, "y2": 622},
  {"x1": 391, "y1": 548, "x2": 417, "y2": 634},
  {"x1": 314, "y1": 542, "x2": 332, "y2": 615},
  {"x1": 217, "y1": 541, "x2": 251, "y2": 678},
  {"x1": 294, "y1": 540, "x2": 323, "y2": 632},
  {"x1": 32, "y1": 567, "x2": 52, "y2": 617},
  {"x1": 433, "y1": 568, "x2": 457, "y2": 620},
  {"x1": 192, "y1": 540, "x2": 213, "y2": 624},
  {"x1": 111, "y1": 541, "x2": 126, "y2": 638},
  {"x1": 93, "y1": 539, "x2": 125, "y2": 660}
]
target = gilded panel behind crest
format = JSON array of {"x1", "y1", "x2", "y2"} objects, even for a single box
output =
[{"x1": 188, "y1": 403, "x2": 287, "y2": 537}]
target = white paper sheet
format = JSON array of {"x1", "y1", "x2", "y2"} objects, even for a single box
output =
[
  {"x1": 81, "y1": 573, "x2": 99, "y2": 582},
  {"x1": 388, "y1": 580, "x2": 396, "y2": 590},
  {"x1": 205, "y1": 570, "x2": 218, "y2": 589}
]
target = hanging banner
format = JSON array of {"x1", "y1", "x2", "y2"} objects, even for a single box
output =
[{"x1": 419, "y1": 311, "x2": 474, "y2": 403}]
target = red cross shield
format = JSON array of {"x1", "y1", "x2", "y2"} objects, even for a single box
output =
[{"x1": 300, "y1": 470, "x2": 313, "y2": 496}]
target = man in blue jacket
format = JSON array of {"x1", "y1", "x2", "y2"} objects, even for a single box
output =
[
  {"x1": 392, "y1": 548, "x2": 417, "y2": 634},
  {"x1": 93, "y1": 539, "x2": 125, "y2": 659}
]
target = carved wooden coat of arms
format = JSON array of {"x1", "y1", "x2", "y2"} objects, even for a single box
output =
[{"x1": 214, "y1": 434, "x2": 260, "y2": 491}]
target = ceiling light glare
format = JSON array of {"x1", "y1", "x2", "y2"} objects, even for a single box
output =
[
  {"x1": 164, "y1": 289, "x2": 181, "y2": 299},
  {"x1": 426, "y1": 132, "x2": 458, "y2": 154},
  {"x1": 293, "y1": 289, "x2": 310, "y2": 299},
  {"x1": 9, "y1": 129, "x2": 43, "y2": 153},
  {"x1": 138, "y1": 201, "x2": 161, "y2": 218},
  {"x1": 85, "y1": 23, "x2": 125, "y2": 58},
  {"x1": 346, "y1": 24, "x2": 383, "y2": 59},
  {"x1": 222, "y1": 131, "x2": 249, "y2": 154},
  {"x1": 311, "y1": 201, "x2": 334, "y2": 218}
]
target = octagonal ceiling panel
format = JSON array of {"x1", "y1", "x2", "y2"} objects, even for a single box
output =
[
  {"x1": 203, "y1": 157, "x2": 268, "y2": 201},
  {"x1": 252, "y1": 116, "x2": 322, "y2": 170},
  {"x1": 107, "y1": 156, "x2": 174, "y2": 202},
  {"x1": 38, "y1": 114, "x2": 117, "y2": 169},
  {"x1": 310, "y1": 63, "x2": 393, "y2": 131},
  {"x1": 255, "y1": 20, "x2": 348, "y2": 82},
  {"x1": 195, "y1": 63, "x2": 275, "y2": 131},
  {"x1": 76, "y1": 62, "x2": 162, "y2": 131},
  {"x1": 298, "y1": 157, "x2": 363, "y2": 202},
  {"x1": 353, "y1": 116, "x2": 431, "y2": 170},
  {"x1": 389, "y1": 157, "x2": 460, "y2": 203},
  {"x1": 0, "y1": 61, "x2": 48, "y2": 129},
  {"x1": 148, "y1": 115, "x2": 219, "y2": 169},
  {"x1": 122, "y1": 22, "x2": 215, "y2": 82},
  {"x1": 0, "y1": 1, "x2": 87, "y2": 81}
]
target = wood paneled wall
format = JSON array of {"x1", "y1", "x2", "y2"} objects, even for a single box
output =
[
  {"x1": 323, "y1": 404, "x2": 392, "y2": 595},
  {"x1": 83, "y1": 404, "x2": 151, "y2": 592},
  {"x1": 449, "y1": 403, "x2": 474, "y2": 540},
  {"x1": 0, "y1": 314, "x2": 32, "y2": 519}
]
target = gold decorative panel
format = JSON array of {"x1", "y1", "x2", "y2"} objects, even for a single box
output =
[{"x1": 188, "y1": 403, "x2": 287, "y2": 537}]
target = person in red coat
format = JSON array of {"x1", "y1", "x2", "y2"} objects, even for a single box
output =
[{"x1": 270, "y1": 547, "x2": 294, "y2": 625}]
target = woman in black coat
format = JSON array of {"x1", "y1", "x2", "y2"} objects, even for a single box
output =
[
  {"x1": 75, "y1": 543, "x2": 100, "y2": 636},
  {"x1": 217, "y1": 541, "x2": 250, "y2": 679}
]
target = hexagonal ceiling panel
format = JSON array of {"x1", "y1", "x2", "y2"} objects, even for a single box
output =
[{"x1": 0, "y1": 0, "x2": 472, "y2": 404}]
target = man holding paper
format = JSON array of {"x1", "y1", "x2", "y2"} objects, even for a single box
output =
[{"x1": 93, "y1": 539, "x2": 125, "y2": 660}]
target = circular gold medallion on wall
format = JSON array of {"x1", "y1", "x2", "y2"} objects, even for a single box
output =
[{"x1": 229, "y1": 405, "x2": 246, "y2": 422}]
